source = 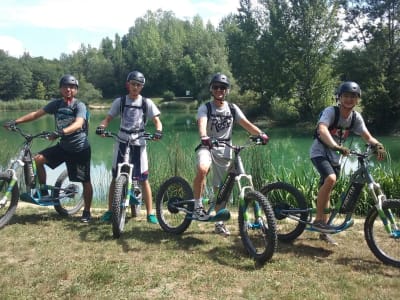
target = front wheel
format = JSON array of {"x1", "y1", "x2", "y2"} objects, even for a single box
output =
[
  {"x1": 238, "y1": 190, "x2": 277, "y2": 266},
  {"x1": 364, "y1": 199, "x2": 400, "y2": 267},
  {"x1": 53, "y1": 170, "x2": 84, "y2": 216},
  {"x1": 0, "y1": 172, "x2": 19, "y2": 229},
  {"x1": 112, "y1": 175, "x2": 129, "y2": 239},
  {"x1": 156, "y1": 176, "x2": 194, "y2": 234},
  {"x1": 260, "y1": 182, "x2": 308, "y2": 242}
]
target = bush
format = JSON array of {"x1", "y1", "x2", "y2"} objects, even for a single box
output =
[{"x1": 162, "y1": 90, "x2": 175, "y2": 102}]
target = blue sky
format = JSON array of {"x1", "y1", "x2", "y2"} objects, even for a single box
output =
[{"x1": 0, "y1": 0, "x2": 242, "y2": 60}]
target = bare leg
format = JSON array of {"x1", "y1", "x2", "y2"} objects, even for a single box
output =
[
  {"x1": 140, "y1": 180, "x2": 153, "y2": 215},
  {"x1": 107, "y1": 178, "x2": 115, "y2": 211},
  {"x1": 83, "y1": 181, "x2": 93, "y2": 212},
  {"x1": 315, "y1": 174, "x2": 336, "y2": 223},
  {"x1": 34, "y1": 154, "x2": 47, "y2": 185},
  {"x1": 193, "y1": 164, "x2": 209, "y2": 201}
]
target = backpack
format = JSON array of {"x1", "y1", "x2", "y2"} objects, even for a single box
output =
[
  {"x1": 314, "y1": 105, "x2": 356, "y2": 146},
  {"x1": 120, "y1": 95, "x2": 148, "y2": 125},
  {"x1": 205, "y1": 101, "x2": 236, "y2": 121},
  {"x1": 55, "y1": 99, "x2": 89, "y2": 135}
]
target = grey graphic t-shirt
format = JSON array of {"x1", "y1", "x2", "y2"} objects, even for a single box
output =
[{"x1": 310, "y1": 106, "x2": 367, "y2": 165}]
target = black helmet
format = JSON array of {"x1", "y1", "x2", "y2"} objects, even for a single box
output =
[
  {"x1": 338, "y1": 81, "x2": 361, "y2": 97},
  {"x1": 209, "y1": 73, "x2": 230, "y2": 88},
  {"x1": 126, "y1": 71, "x2": 145, "y2": 85},
  {"x1": 59, "y1": 74, "x2": 79, "y2": 88}
]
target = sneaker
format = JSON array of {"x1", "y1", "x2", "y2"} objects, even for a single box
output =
[
  {"x1": 312, "y1": 220, "x2": 336, "y2": 234},
  {"x1": 319, "y1": 233, "x2": 338, "y2": 246},
  {"x1": 100, "y1": 210, "x2": 112, "y2": 222},
  {"x1": 147, "y1": 214, "x2": 158, "y2": 224},
  {"x1": 192, "y1": 206, "x2": 209, "y2": 221},
  {"x1": 214, "y1": 222, "x2": 230, "y2": 237},
  {"x1": 81, "y1": 210, "x2": 91, "y2": 223}
]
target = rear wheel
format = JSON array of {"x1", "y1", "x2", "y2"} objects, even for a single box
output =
[
  {"x1": 260, "y1": 182, "x2": 308, "y2": 242},
  {"x1": 0, "y1": 172, "x2": 19, "y2": 228},
  {"x1": 364, "y1": 199, "x2": 400, "y2": 267},
  {"x1": 112, "y1": 175, "x2": 129, "y2": 239},
  {"x1": 53, "y1": 170, "x2": 84, "y2": 216},
  {"x1": 238, "y1": 190, "x2": 277, "y2": 266},
  {"x1": 156, "y1": 176, "x2": 194, "y2": 234}
]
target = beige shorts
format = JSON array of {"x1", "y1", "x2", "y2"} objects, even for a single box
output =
[{"x1": 196, "y1": 146, "x2": 230, "y2": 187}]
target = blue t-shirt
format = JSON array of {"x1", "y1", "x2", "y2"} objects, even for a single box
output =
[{"x1": 43, "y1": 99, "x2": 89, "y2": 152}]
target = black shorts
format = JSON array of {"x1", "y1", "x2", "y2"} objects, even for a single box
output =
[
  {"x1": 39, "y1": 144, "x2": 91, "y2": 182},
  {"x1": 311, "y1": 156, "x2": 340, "y2": 187}
]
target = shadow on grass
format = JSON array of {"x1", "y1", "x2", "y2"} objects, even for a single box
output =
[
  {"x1": 6, "y1": 208, "x2": 67, "y2": 226},
  {"x1": 277, "y1": 240, "x2": 334, "y2": 258}
]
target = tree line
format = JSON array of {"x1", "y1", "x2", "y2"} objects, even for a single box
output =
[{"x1": 0, "y1": 0, "x2": 398, "y2": 133}]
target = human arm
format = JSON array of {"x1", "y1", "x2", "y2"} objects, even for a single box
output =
[
  {"x1": 96, "y1": 115, "x2": 114, "y2": 135},
  {"x1": 361, "y1": 130, "x2": 385, "y2": 160},
  {"x1": 238, "y1": 118, "x2": 269, "y2": 144},
  {"x1": 14, "y1": 109, "x2": 47, "y2": 125},
  {"x1": 197, "y1": 116, "x2": 213, "y2": 148},
  {"x1": 317, "y1": 123, "x2": 350, "y2": 155},
  {"x1": 152, "y1": 115, "x2": 163, "y2": 140}
]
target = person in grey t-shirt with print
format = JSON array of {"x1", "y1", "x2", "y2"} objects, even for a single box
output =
[
  {"x1": 192, "y1": 73, "x2": 269, "y2": 236},
  {"x1": 310, "y1": 81, "x2": 385, "y2": 244}
]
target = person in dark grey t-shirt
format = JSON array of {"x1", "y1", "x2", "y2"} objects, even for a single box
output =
[{"x1": 3, "y1": 74, "x2": 93, "y2": 223}]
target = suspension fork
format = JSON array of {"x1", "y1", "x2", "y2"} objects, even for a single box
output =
[
  {"x1": 0, "y1": 170, "x2": 18, "y2": 207},
  {"x1": 368, "y1": 181, "x2": 398, "y2": 233}
]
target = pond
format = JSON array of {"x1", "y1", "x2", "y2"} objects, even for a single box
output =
[{"x1": 1, "y1": 109, "x2": 399, "y2": 203}]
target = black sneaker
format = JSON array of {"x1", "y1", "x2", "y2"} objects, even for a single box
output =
[
  {"x1": 81, "y1": 210, "x2": 91, "y2": 223},
  {"x1": 312, "y1": 220, "x2": 336, "y2": 234},
  {"x1": 193, "y1": 206, "x2": 209, "y2": 221}
]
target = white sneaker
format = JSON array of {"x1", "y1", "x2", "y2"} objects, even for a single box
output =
[
  {"x1": 215, "y1": 223, "x2": 230, "y2": 236},
  {"x1": 319, "y1": 233, "x2": 338, "y2": 246},
  {"x1": 193, "y1": 206, "x2": 209, "y2": 221}
]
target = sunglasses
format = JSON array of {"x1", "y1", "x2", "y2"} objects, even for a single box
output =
[
  {"x1": 129, "y1": 81, "x2": 143, "y2": 88},
  {"x1": 212, "y1": 85, "x2": 227, "y2": 91}
]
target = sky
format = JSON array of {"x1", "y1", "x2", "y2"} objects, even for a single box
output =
[{"x1": 0, "y1": 0, "x2": 241, "y2": 60}]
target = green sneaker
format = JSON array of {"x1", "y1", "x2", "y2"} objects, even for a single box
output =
[
  {"x1": 147, "y1": 214, "x2": 158, "y2": 224},
  {"x1": 100, "y1": 210, "x2": 112, "y2": 222}
]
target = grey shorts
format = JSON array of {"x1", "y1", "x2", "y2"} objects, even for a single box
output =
[{"x1": 311, "y1": 156, "x2": 341, "y2": 186}]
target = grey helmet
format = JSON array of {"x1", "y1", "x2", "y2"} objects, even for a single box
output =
[
  {"x1": 59, "y1": 74, "x2": 79, "y2": 88},
  {"x1": 209, "y1": 73, "x2": 230, "y2": 88},
  {"x1": 127, "y1": 71, "x2": 145, "y2": 85},
  {"x1": 338, "y1": 81, "x2": 361, "y2": 97}
]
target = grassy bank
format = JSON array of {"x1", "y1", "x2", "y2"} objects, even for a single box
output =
[{"x1": 0, "y1": 206, "x2": 399, "y2": 299}]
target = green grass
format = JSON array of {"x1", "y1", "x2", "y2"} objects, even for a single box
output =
[{"x1": 0, "y1": 206, "x2": 399, "y2": 299}]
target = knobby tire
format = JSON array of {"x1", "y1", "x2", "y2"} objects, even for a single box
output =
[
  {"x1": 112, "y1": 175, "x2": 129, "y2": 239},
  {"x1": 0, "y1": 173, "x2": 19, "y2": 229},
  {"x1": 156, "y1": 176, "x2": 194, "y2": 234},
  {"x1": 239, "y1": 190, "x2": 277, "y2": 266},
  {"x1": 54, "y1": 170, "x2": 84, "y2": 216},
  {"x1": 260, "y1": 181, "x2": 308, "y2": 242},
  {"x1": 364, "y1": 199, "x2": 400, "y2": 267}
]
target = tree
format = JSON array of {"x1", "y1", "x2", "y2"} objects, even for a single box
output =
[
  {"x1": 341, "y1": 0, "x2": 400, "y2": 132},
  {"x1": 34, "y1": 81, "x2": 46, "y2": 100},
  {"x1": 0, "y1": 52, "x2": 32, "y2": 100}
]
